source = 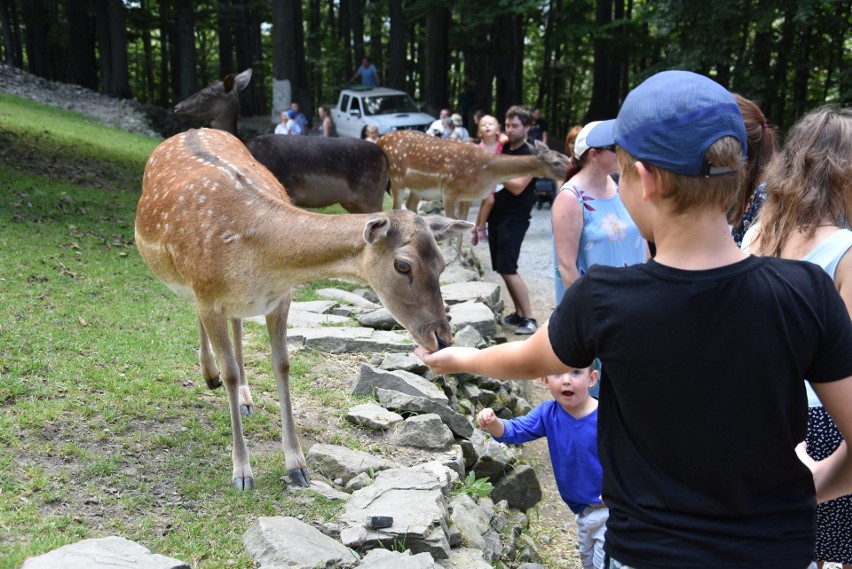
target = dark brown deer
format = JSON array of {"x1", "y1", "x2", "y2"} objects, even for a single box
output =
[
  {"x1": 174, "y1": 69, "x2": 253, "y2": 136},
  {"x1": 174, "y1": 71, "x2": 390, "y2": 214},
  {"x1": 135, "y1": 128, "x2": 471, "y2": 489},
  {"x1": 245, "y1": 134, "x2": 389, "y2": 213}
]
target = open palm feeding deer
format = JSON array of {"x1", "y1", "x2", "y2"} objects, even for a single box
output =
[
  {"x1": 135, "y1": 128, "x2": 471, "y2": 490},
  {"x1": 378, "y1": 130, "x2": 569, "y2": 220}
]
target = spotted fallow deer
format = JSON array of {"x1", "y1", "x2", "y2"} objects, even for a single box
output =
[
  {"x1": 378, "y1": 130, "x2": 569, "y2": 220},
  {"x1": 135, "y1": 128, "x2": 471, "y2": 490}
]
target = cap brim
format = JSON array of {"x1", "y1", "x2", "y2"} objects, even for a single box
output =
[{"x1": 586, "y1": 119, "x2": 616, "y2": 148}]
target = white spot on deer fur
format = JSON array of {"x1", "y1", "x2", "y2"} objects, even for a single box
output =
[{"x1": 198, "y1": 194, "x2": 207, "y2": 204}]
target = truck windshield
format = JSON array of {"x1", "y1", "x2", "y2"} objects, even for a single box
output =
[{"x1": 362, "y1": 94, "x2": 419, "y2": 116}]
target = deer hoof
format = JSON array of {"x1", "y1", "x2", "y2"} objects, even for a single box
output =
[
  {"x1": 206, "y1": 375, "x2": 222, "y2": 390},
  {"x1": 239, "y1": 404, "x2": 254, "y2": 416},
  {"x1": 288, "y1": 468, "x2": 311, "y2": 488},
  {"x1": 233, "y1": 476, "x2": 254, "y2": 491}
]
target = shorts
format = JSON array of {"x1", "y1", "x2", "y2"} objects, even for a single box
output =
[{"x1": 487, "y1": 216, "x2": 530, "y2": 275}]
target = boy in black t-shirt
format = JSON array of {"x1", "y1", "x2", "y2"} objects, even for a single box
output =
[{"x1": 416, "y1": 71, "x2": 852, "y2": 569}]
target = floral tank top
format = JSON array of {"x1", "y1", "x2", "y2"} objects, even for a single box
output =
[{"x1": 553, "y1": 183, "x2": 646, "y2": 303}]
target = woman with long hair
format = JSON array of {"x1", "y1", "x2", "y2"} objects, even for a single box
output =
[{"x1": 745, "y1": 106, "x2": 852, "y2": 569}]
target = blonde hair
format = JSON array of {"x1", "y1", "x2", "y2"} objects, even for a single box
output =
[
  {"x1": 616, "y1": 136, "x2": 744, "y2": 214},
  {"x1": 754, "y1": 106, "x2": 852, "y2": 257}
]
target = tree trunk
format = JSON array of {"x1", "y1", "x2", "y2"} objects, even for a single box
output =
[
  {"x1": 308, "y1": 0, "x2": 321, "y2": 105},
  {"x1": 140, "y1": 0, "x2": 155, "y2": 103},
  {"x1": 791, "y1": 20, "x2": 811, "y2": 120},
  {"x1": 173, "y1": 0, "x2": 197, "y2": 102},
  {"x1": 585, "y1": 0, "x2": 619, "y2": 121},
  {"x1": 770, "y1": 7, "x2": 795, "y2": 128},
  {"x1": 21, "y1": 0, "x2": 50, "y2": 78},
  {"x1": 274, "y1": 0, "x2": 311, "y2": 120},
  {"x1": 233, "y1": 0, "x2": 264, "y2": 116},
  {"x1": 158, "y1": 0, "x2": 171, "y2": 106},
  {"x1": 66, "y1": 0, "x2": 97, "y2": 89},
  {"x1": 493, "y1": 12, "x2": 524, "y2": 119},
  {"x1": 217, "y1": 0, "x2": 235, "y2": 77},
  {"x1": 339, "y1": 0, "x2": 352, "y2": 80},
  {"x1": 387, "y1": 0, "x2": 405, "y2": 90},
  {"x1": 350, "y1": 0, "x2": 364, "y2": 63},
  {"x1": 0, "y1": 0, "x2": 23, "y2": 67},
  {"x1": 424, "y1": 6, "x2": 450, "y2": 114}
]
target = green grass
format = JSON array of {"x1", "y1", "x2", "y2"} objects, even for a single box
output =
[{"x1": 0, "y1": 92, "x2": 371, "y2": 568}]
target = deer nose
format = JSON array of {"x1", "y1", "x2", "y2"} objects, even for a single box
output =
[{"x1": 436, "y1": 333, "x2": 451, "y2": 350}]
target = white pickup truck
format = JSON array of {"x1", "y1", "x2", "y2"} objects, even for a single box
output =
[{"x1": 332, "y1": 86, "x2": 436, "y2": 139}]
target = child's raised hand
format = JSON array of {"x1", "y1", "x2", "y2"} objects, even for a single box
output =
[{"x1": 477, "y1": 408, "x2": 497, "y2": 429}]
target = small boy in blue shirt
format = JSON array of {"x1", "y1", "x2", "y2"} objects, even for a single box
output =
[{"x1": 477, "y1": 364, "x2": 606, "y2": 569}]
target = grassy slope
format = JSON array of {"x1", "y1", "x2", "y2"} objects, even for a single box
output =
[{"x1": 0, "y1": 93, "x2": 377, "y2": 568}]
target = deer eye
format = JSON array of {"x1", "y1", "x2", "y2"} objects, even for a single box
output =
[{"x1": 394, "y1": 260, "x2": 411, "y2": 274}]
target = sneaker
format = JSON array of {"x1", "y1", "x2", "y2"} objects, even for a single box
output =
[
  {"x1": 503, "y1": 312, "x2": 524, "y2": 325},
  {"x1": 514, "y1": 318, "x2": 538, "y2": 335}
]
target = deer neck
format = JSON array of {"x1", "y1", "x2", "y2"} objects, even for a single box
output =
[
  {"x1": 257, "y1": 208, "x2": 372, "y2": 284},
  {"x1": 481, "y1": 153, "x2": 541, "y2": 184}
]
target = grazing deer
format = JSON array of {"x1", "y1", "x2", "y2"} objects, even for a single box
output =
[
  {"x1": 378, "y1": 130, "x2": 569, "y2": 220},
  {"x1": 135, "y1": 128, "x2": 471, "y2": 489},
  {"x1": 175, "y1": 70, "x2": 389, "y2": 214},
  {"x1": 174, "y1": 69, "x2": 253, "y2": 137},
  {"x1": 245, "y1": 134, "x2": 389, "y2": 213}
]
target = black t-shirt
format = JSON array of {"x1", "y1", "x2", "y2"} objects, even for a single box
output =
[
  {"x1": 489, "y1": 143, "x2": 537, "y2": 223},
  {"x1": 548, "y1": 255, "x2": 852, "y2": 568},
  {"x1": 528, "y1": 117, "x2": 548, "y2": 142}
]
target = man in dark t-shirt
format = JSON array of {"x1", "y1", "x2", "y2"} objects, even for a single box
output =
[
  {"x1": 416, "y1": 71, "x2": 852, "y2": 568},
  {"x1": 486, "y1": 105, "x2": 539, "y2": 335},
  {"x1": 528, "y1": 107, "x2": 549, "y2": 146}
]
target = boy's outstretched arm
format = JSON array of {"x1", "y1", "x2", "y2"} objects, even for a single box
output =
[
  {"x1": 414, "y1": 320, "x2": 570, "y2": 379},
  {"x1": 810, "y1": 376, "x2": 852, "y2": 503},
  {"x1": 476, "y1": 408, "x2": 505, "y2": 438}
]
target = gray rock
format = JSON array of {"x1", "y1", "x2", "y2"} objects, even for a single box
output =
[
  {"x1": 470, "y1": 430, "x2": 516, "y2": 481},
  {"x1": 449, "y1": 493, "x2": 491, "y2": 550},
  {"x1": 243, "y1": 516, "x2": 356, "y2": 569},
  {"x1": 22, "y1": 537, "x2": 188, "y2": 569},
  {"x1": 346, "y1": 403, "x2": 404, "y2": 430},
  {"x1": 356, "y1": 307, "x2": 400, "y2": 330},
  {"x1": 436, "y1": 547, "x2": 492, "y2": 569},
  {"x1": 490, "y1": 464, "x2": 542, "y2": 512},
  {"x1": 379, "y1": 352, "x2": 430, "y2": 374},
  {"x1": 393, "y1": 414, "x2": 455, "y2": 450},
  {"x1": 307, "y1": 443, "x2": 395, "y2": 484},
  {"x1": 439, "y1": 263, "x2": 481, "y2": 285},
  {"x1": 340, "y1": 525, "x2": 368, "y2": 548},
  {"x1": 316, "y1": 287, "x2": 379, "y2": 308},
  {"x1": 457, "y1": 382, "x2": 481, "y2": 404},
  {"x1": 345, "y1": 471, "x2": 373, "y2": 491},
  {"x1": 340, "y1": 463, "x2": 455, "y2": 559},
  {"x1": 288, "y1": 327, "x2": 416, "y2": 354},
  {"x1": 440, "y1": 281, "x2": 502, "y2": 308},
  {"x1": 377, "y1": 389, "x2": 474, "y2": 439},
  {"x1": 482, "y1": 529, "x2": 504, "y2": 562},
  {"x1": 357, "y1": 549, "x2": 441, "y2": 569},
  {"x1": 353, "y1": 365, "x2": 448, "y2": 404},
  {"x1": 290, "y1": 479, "x2": 350, "y2": 501},
  {"x1": 517, "y1": 564, "x2": 547, "y2": 569},
  {"x1": 352, "y1": 287, "x2": 380, "y2": 304},
  {"x1": 447, "y1": 301, "x2": 498, "y2": 338},
  {"x1": 513, "y1": 396, "x2": 533, "y2": 417},
  {"x1": 292, "y1": 300, "x2": 339, "y2": 313},
  {"x1": 439, "y1": 445, "x2": 466, "y2": 479},
  {"x1": 452, "y1": 325, "x2": 486, "y2": 348}
]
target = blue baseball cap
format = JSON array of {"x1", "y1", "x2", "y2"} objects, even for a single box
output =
[
  {"x1": 287, "y1": 110, "x2": 296, "y2": 119},
  {"x1": 613, "y1": 70, "x2": 747, "y2": 177}
]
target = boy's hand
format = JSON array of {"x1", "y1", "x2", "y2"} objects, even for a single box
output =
[
  {"x1": 414, "y1": 346, "x2": 478, "y2": 375},
  {"x1": 477, "y1": 408, "x2": 498, "y2": 429}
]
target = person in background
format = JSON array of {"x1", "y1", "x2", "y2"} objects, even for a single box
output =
[
  {"x1": 529, "y1": 107, "x2": 549, "y2": 146},
  {"x1": 487, "y1": 105, "x2": 540, "y2": 335},
  {"x1": 350, "y1": 56, "x2": 379, "y2": 87},
  {"x1": 416, "y1": 70, "x2": 852, "y2": 569},
  {"x1": 728, "y1": 94, "x2": 777, "y2": 247},
  {"x1": 448, "y1": 113, "x2": 470, "y2": 142},
  {"x1": 743, "y1": 106, "x2": 852, "y2": 569},
  {"x1": 274, "y1": 110, "x2": 299, "y2": 135},
  {"x1": 364, "y1": 124, "x2": 380, "y2": 143},
  {"x1": 471, "y1": 114, "x2": 503, "y2": 246},
  {"x1": 551, "y1": 120, "x2": 645, "y2": 305},
  {"x1": 564, "y1": 125, "x2": 583, "y2": 159},
  {"x1": 290, "y1": 102, "x2": 309, "y2": 134},
  {"x1": 478, "y1": 364, "x2": 607, "y2": 569},
  {"x1": 428, "y1": 108, "x2": 451, "y2": 137},
  {"x1": 316, "y1": 105, "x2": 337, "y2": 137}
]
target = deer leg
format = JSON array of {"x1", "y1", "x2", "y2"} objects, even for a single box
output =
[
  {"x1": 443, "y1": 195, "x2": 464, "y2": 262},
  {"x1": 266, "y1": 294, "x2": 310, "y2": 487},
  {"x1": 198, "y1": 309, "x2": 254, "y2": 490},
  {"x1": 405, "y1": 191, "x2": 421, "y2": 214},
  {"x1": 392, "y1": 187, "x2": 403, "y2": 210},
  {"x1": 230, "y1": 318, "x2": 254, "y2": 416},
  {"x1": 198, "y1": 315, "x2": 221, "y2": 389}
]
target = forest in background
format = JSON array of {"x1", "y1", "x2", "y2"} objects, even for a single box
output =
[{"x1": 1, "y1": 0, "x2": 850, "y2": 146}]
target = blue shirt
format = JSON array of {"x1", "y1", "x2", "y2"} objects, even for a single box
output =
[
  {"x1": 495, "y1": 400, "x2": 602, "y2": 514},
  {"x1": 357, "y1": 64, "x2": 378, "y2": 87}
]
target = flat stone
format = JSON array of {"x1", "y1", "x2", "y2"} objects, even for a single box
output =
[
  {"x1": 436, "y1": 547, "x2": 492, "y2": 569},
  {"x1": 316, "y1": 287, "x2": 379, "y2": 308},
  {"x1": 353, "y1": 365, "x2": 448, "y2": 404},
  {"x1": 379, "y1": 352, "x2": 430, "y2": 375},
  {"x1": 356, "y1": 307, "x2": 400, "y2": 330},
  {"x1": 357, "y1": 549, "x2": 441, "y2": 569},
  {"x1": 346, "y1": 403, "x2": 404, "y2": 430},
  {"x1": 21, "y1": 536, "x2": 188, "y2": 569},
  {"x1": 392, "y1": 414, "x2": 455, "y2": 450},
  {"x1": 307, "y1": 443, "x2": 396, "y2": 485},
  {"x1": 377, "y1": 389, "x2": 473, "y2": 439},
  {"x1": 243, "y1": 516, "x2": 356, "y2": 568},
  {"x1": 441, "y1": 281, "x2": 502, "y2": 308},
  {"x1": 447, "y1": 301, "x2": 498, "y2": 338},
  {"x1": 287, "y1": 327, "x2": 416, "y2": 353}
]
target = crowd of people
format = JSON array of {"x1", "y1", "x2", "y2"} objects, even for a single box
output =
[{"x1": 414, "y1": 71, "x2": 852, "y2": 569}]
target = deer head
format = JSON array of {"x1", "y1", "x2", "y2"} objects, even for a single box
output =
[
  {"x1": 527, "y1": 139, "x2": 570, "y2": 181},
  {"x1": 173, "y1": 69, "x2": 253, "y2": 136}
]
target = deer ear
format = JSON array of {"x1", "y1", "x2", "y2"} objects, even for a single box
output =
[
  {"x1": 424, "y1": 215, "x2": 474, "y2": 242},
  {"x1": 363, "y1": 215, "x2": 391, "y2": 244},
  {"x1": 235, "y1": 69, "x2": 253, "y2": 91},
  {"x1": 223, "y1": 75, "x2": 236, "y2": 93}
]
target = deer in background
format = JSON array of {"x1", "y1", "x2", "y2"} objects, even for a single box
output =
[
  {"x1": 378, "y1": 130, "x2": 569, "y2": 221},
  {"x1": 135, "y1": 128, "x2": 471, "y2": 489},
  {"x1": 174, "y1": 69, "x2": 253, "y2": 137},
  {"x1": 174, "y1": 70, "x2": 390, "y2": 214}
]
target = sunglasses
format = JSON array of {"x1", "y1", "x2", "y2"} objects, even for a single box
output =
[{"x1": 594, "y1": 145, "x2": 616, "y2": 153}]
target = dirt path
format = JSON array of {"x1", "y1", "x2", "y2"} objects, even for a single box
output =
[{"x1": 467, "y1": 201, "x2": 583, "y2": 568}]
